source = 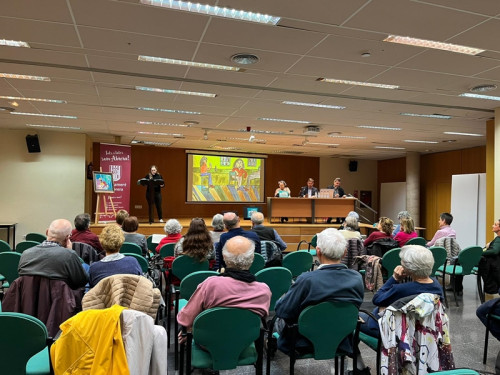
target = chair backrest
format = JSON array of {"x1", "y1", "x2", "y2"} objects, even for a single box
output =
[
  {"x1": 25, "y1": 233, "x2": 47, "y2": 243},
  {"x1": 120, "y1": 242, "x2": 143, "y2": 256},
  {"x1": 171, "y1": 255, "x2": 209, "y2": 281},
  {"x1": 298, "y1": 301, "x2": 359, "y2": 360},
  {"x1": 72, "y1": 241, "x2": 100, "y2": 265},
  {"x1": 15, "y1": 240, "x2": 39, "y2": 253},
  {"x1": 249, "y1": 253, "x2": 266, "y2": 275},
  {"x1": 429, "y1": 246, "x2": 447, "y2": 276},
  {"x1": 283, "y1": 251, "x2": 313, "y2": 278},
  {"x1": 123, "y1": 253, "x2": 149, "y2": 273},
  {"x1": 381, "y1": 248, "x2": 401, "y2": 276},
  {"x1": 192, "y1": 307, "x2": 261, "y2": 370},
  {"x1": 435, "y1": 237, "x2": 461, "y2": 260},
  {"x1": 260, "y1": 241, "x2": 282, "y2": 266},
  {"x1": 457, "y1": 246, "x2": 483, "y2": 275},
  {"x1": 179, "y1": 271, "x2": 219, "y2": 300},
  {"x1": 405, "y1": 237, "x2": 426, "y2": 246},
  {"x1": 296, "y1": 234, "x2": 317, "y2": 252},
  {"x1": 146, "y1": 235, "x2": 156, "y2": 252},
  {"x1": 159, "y1": 243, "x2": 176, "y2": 258},
  {"x1": 0, "y1": 312, "x2": 49, "y2": 374},
  {"x1": 255, "y1": 267, "x2": 292, "y2": 311},
  {"x1": 368, "y1": 237, "x2": 399, "y2": 257},
  {"x1": 0, "y1": 239, "x2": 12, "y2": 252},
  {"x1": 0, "y1": 252, "x2": 22, "y2": 283}
]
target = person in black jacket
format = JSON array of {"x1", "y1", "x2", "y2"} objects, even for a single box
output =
[
  {"x1": 298, "y1": 178, "x2": 319, "y2": 198},
  {"x1": 326, "y1": 177, "x2": 346, "y2": 224},
  {"x1": 145, "y1": 165, "x2": 164, "y2": 222}
]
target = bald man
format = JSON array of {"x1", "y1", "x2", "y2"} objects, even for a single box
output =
[
  {"x1": 18, "y1": 219, "x2": 88, "y2": 289},
  {"x1": 214, "y1": 212, "x2": 262, "y2": 270},
  {"x1": 177, "y1": 236, "x2": 271, "y2": 338}
]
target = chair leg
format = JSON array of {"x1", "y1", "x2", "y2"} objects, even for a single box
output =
[
  {"x1": 484, "y1": 323, "x2": 490, "y2": 364},
  {"x1": 442, "y1": 273, "x2": 449, "y2": 308},
  {"x1": 477, "y1": 272, "x2": 485, "y2": 304},
  {"x1": 451, "y1": 275, "x2": 459, "y2": 307},
  {"x1": 256, "y1": 330, "x2": 264, "y2": 375},
  {"x1": 340, "y1": 355, "x2": 345, "y2": 375},
  {"x1": 179, "y1": 341, "x2": 185, "y2": 375}
]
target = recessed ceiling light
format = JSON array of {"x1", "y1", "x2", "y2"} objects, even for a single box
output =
[
  {"x1": 442, "y1": 139, "x2": 456, "y2": 143},
  {"x1": 231, "y1": 53, "x2": 260, "y2": 65},
  {"x1": 135, "y1": 86, "x2": 216, "y2": 98},
  {"x1": 308, "y1": 142, "x2": 340, "y2": 146},
  {"x1": 11, "y1": 112, "x2": 77, "y2": 119},
  {"x1": 374, "y1": 146, "x2": 406, "y2": 150},
  {"x1": 404, "y1": 139, "x2": 439, "y2": 144},
  {"x1": 0, "y1": 39, "x2": 30, "y2": 48},
  {"x1": 358, "y1": 125, "x2": 401, "y2": 130},
  {"x1": 137, "y1": 121, "x2": 190, "y2": 127},
  {"x1": 0, "y1": 73, "x2": 50, "y2": 81},
  {"x1": 318, "y1": 78, "x2": 399, "y2": 90},
  {"x1": 138, "y1": 131, "x2": 184, "y2": 137},
  {"x1": 470, "y1": 84, "x2": 497, "y2": 93},
  {"x1": 443, "y1": 131, "x2": 483, "y2": 137},
  {"x1": 239, "y1": 129, "x2": 285, "y2": 135},
  {"x1": 138, "y1": 55, "x2": 240, "y2": 71},
  {"x1": 383, "y1": 35, "x2": 485, "y2": 55},
  {"x1": 140, "y1": 0, "x2": 280, "y2": 25},
  {"x1": 184, "y1": 120, "x2": 199, "y2": 125},
  {"x1": 137, "y1": 107, "x2": 201, "y2": 115},
  {"x1": 27, "y1": 124, "x2": 80, "y2": 130},
  {"x1": 459, "y1": 93, "x2": 500, "y2": 101},
  {"x1": 400, "y1": 113, "x2": 451, "y2": 119},
  {"x1": 273, "y1": 150, "x2": 304, "y2": 155},
  {"x1": 258, "y1": 117, "x2": 311, "y2": 124},
  {"x1": 132, "y1": 140, "x2": 172, "y2": 146},
  {"x1": 211, "y1": 146, "x2": 240, "y2": 151},
  {"x1": 328, "y1": 134, "x2": 366, "y2": 139},
  {"x1": 0, "y1": 95, "x2": 66, "y2": 103},
  {"x1": 282, "y1": 101, "x2": 345, "y2": 110}
]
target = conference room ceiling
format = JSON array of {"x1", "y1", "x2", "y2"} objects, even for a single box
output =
[{"x1": 0, "y1": 0, "x2": 499, "y2": 159}]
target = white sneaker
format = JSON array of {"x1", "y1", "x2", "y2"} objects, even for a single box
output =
[{"x1": 159, "y1": 219, "x2": 164, "y2": 223}]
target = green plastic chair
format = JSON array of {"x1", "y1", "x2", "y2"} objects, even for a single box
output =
[
  {"x1": 249, "y1": 253, "x2": 266, "y2": 275},
  {"x1": 0, "y1": 312, "x2": 52, "y2": 374},
  {"x1": 482, "y1": 298, "x2": 500, "y2": 364},
  {"x1": 296, "y1": 234, "x2": 317, "y2": 256},
  {"x1": 122, "y1": 253, "x2": 148, "y2": 273},
  {"x1": 0, "y1": 252, "x2": 21, "y2": 289},
  {"x1": 146, "y1": 235, "x2": 157, "y2": 252},
  {"x1": 279, "y1": 301, "x2": 359, "y2": 375},
  {"x1": 282, "y1": 251, "x2": 313, "y2": 279},
  {"x1": 436, "y1": 246, "x2": 483, "y2": 307},
  {"x1": 120, "y1": 242, "x2": 143, "y2": 256},
  {"x1": 381, "y1": 248, "x2": 401, "y2": 279},
  {"x1": 15, "y1": 241, "x2": 39, "y2": 254},
  {"x1": 255, "y1": 267, "x2": 292, "y2": 312},
  {"x1": 429, "y1": 246, "x2": 447, "y2": 277},
  {"x1": 405, "y1": 237, "x2": 426, "y2": 246},
  {"x1": 159, "y1": 242, "x2": 176, "y2": 258},
  {"x1": 358, "y1": 309, "x2": 382, "y2": 375},
  {"x1": 185, "y1": 307, "x2": 263, "y2": 374},
  {"x1": 0, "y1": 240, "x2": 12, "y2": 252},
  {"x1": 25, "y1": 233, "x2": 47, "y2": 243}
]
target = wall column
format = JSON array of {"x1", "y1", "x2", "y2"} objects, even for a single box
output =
[{"x1": 406, "y1": 152, "x2": 420, "y2": 226}]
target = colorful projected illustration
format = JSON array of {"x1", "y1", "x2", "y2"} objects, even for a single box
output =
[
  {"x1": 188, "y1": 154, "x2": 264, "y2": 202},
  {"x1": 93, "y1": 172, "x2": 115, "y2": 193}
]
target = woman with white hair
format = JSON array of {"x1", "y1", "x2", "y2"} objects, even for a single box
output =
[
  {"x1": 155, "y1": 219, "x2": 183, "y2": 253},
  {"x1": 210, "y1": 213, "x2": 225, "y2": 245},
  {"x1": 339, "y1": 215, "x2": 361, "y2": 240}
]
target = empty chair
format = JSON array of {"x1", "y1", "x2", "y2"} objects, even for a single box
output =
[
  {"x1": 296, "y1": 234, "x2": 317, "y2": 256},
  {"x1": 25, "y1": 233, "x2": 47, "y2": 243},
  {"x1": 15, "y1": 241, "x2": 39, "y2": 254},
  {"x1": 282, "y1": 251, "x2": 313, "y2": 279},
  {"x1": 0, "y1": 252, "x2": 21, "y2": 289},
  {"x1": 0, "y1": 239, "x2": 12, "y2": 253}
]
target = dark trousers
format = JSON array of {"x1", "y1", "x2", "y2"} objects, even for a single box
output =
[{"x1": 147, "y1": 191, "x2": 163, "y2": 220}]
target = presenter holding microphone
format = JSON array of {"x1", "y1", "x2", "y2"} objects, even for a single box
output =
[{"x1": 146, "y1": 165, "x2": 164, "y2": 223}]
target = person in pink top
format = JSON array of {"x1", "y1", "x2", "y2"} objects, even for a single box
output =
[
  {"x1": 177, "y1": 236, "x2": 271, "y2": 340},
  {"x1": 426, "y1": 212, "x2": 456, "y2": 247},
  {"x1": 394, "y1": 217, "x2": 418, "y2": 247}
]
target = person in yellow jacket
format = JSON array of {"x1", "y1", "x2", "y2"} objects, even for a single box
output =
[{"x1": 51, "y1": 304, "x2": 129, "y2": 374}]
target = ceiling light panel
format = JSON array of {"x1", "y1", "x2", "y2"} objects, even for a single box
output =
[
  {"x1": 258, "y1": 117, "x2": 311, "y2": 124},
  {"x1": 318, "y1": 78, "x2": 399, "y2": 90},
  {"x1": 0, "y1": 39, "x2": 30, "y2": 48},
  {"x1": 307, "y1": 142, "x2": 340, "y2": 146},
  {"x1": 27, "y1": 124, "x2": 80, "y2": 130},
  {"x1": 138, "y1": 131, "x2": 184, "y2": 137},
  {"x1": 459, "y1": 93, "x2": 500, "y2": 101},
  {"x1": 138, "y1": 55, "x2": 240, "y2": 71},
  {"x1": 374, "y1": 146, "x2": 406, "y2": 150},
  {"x1": 328, "y1": 134, "x2": 366, "y2": 139},
  {"x1": 140, "y1": 0, "x2": 280, "y2": 25},
  {"x1": 404, "y1": 140, "x2": 439, "y2": 144},
  {"x1": 137, "y1": 121, "x2": 190, "y2": 127},
  {"x1": 137, "y1": 107, "x2": 201, "y2": 115},
  {"x1": 400, "y1": 113, "x2": 451, "y2": 119},
  {"x1": 443, "y1": 132, "x2": 483, "y2": 137},
  {"x1": 0, "y1": 96, "x2": 66, "y2": 103},
  {"x1": 0, "y1": 73, "x2": 50, "y2": 81},
  {"x1": 135, "y1": 86, "x2": 216, "y2": 98},
  {"x1": 358, "y1": 125, "x2": 401, "y2": 130},
  {"x1": 384, "y1": 35, "x2": 484, "y2": 55},
  {"x1": 282, "y1": 101, "x2": 345, "y2": 110},
  {"x1": 132, "y1": 140, "x2": 172, "y2": 146},
  {"x1": 11, "y1": 112, "x2": 77, "y2": 119}
]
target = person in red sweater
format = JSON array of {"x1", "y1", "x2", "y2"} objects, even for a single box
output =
[
  {"x1": 155, "y1": 219, "x2": 183, "y2": 253},
  {"x1": 71, "y1": 213, "x2": 103, "y2": 253},
  {"x1": 364, "y1": 217, "x2": 394, "y2": 247},
  {"x1": 394, "y1": 217, "x2": 418, "y2": 247}
]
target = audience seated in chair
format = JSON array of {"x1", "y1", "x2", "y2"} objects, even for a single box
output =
[
  {"x1": 364, "y1": 217, "x2": 394, "y2": 250},
  {"x1": 210, "y1": 213, "x2": 225, "y2": 245},
  {"x1": 427, "y1": 212, "x2": 456, "y2": 247},
  {"x1": 88, "y1": 224, "x2": 142, "y2": 288},
  {"x1": 174, "y1": 217, "x2": 214, "y2": 260},
  {"x1": 478, "y1": 219, "x2": 500, "y2": 298},
  {"x1": 392, "y1": 210, "x2": 411, "y2": 236},
  {"x1": 71, "y1": 213, "x2": 104, "y2": 253},
  {"x1": 339, "y1": 215, "x2": 362, "y2": 240},
  {"x1": 155, "y1": 219, "x2": 183, "y2": 253},
  {"x1": 393, "y1": 217, "x2": 418, "y2": 247},
  {"x1": 122, "y1": 216, "x2": 148, "y2": 256},
  {"x1": 115, "y1": 209, "x2": 129, "y2": 227}
]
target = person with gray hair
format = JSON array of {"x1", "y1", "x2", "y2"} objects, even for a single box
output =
[
  {"x1": 155, "y1": 219, "x2": 183, "y2": 253},
  {"x1": 250, "y1": 211, "x2": 287, "y2": 251},
  {"x1": 392, "y1": 210, "x2": 411, "y2": 236},
  {"x1": 274, "y1": 228, "x2": 364, "y2": 357},
  {"x1": 70, "y1": 213, "x2": 103, "y2": 252},
  {"x1": 177, "y1": 236, "x2": 271, "y2": 336},
  {"x1": 210, "y1": 213, "x2": 225, "y2": 246},
  {"x1": 339, "y1": 215, "x2": 361, "y2": 240}
]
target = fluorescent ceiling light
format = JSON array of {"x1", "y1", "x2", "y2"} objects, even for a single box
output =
[
  {"x1": 328, "y1": 134, "x2": 366, "y2": 139},
  {"x1": 135, "y1": 86, "x2": 216, "y2": 98},
  {"x1": 137, "y1": 121, "x2": 190, "y2": 127},
  {"x1": 140, "y1": 0, "x2": 280, "y2": 25},
  {"x1": 0, "y1": 39, "x2": 30, "y2": 48},
  {"x1": 27, "y1": 124, "x2": 80, "y2": 130},
  {"x1": 384, "y1": 35, "x2": 484, "y2": 56},
  {"x1": 239, "y1": 129, "x2": 285, "y2": 135},
  {"x1": 0, "y1": 95, "x2": 66, "y2": 103},
  {"x1": 137, "y1": 107, "x2": 200, "y2": 115},
  {"x1": 258, "y1": 117, "x2": 311, "y2": 124},
  {"x1": 443, "y1": 131, "x2": 483, "y2": 137},
  {"x1": 211, "y1": 146, "x2": 240, "y2": 150},
  {"x1": 273, "y1": 150, "x2": 303, "y2": 155},
  {"x1": 11, "y1": 112, "x2": 77, "y2": 119},
  {"x1": 374, "y1": 146, "x2": 406, "y2": 150},
  {"x1": 400, "y1": 113, "x2": 451, "y2": 119},
  {"x1": 138, "y1": 55, "x2": 240, "y2": 71},
  {"x1": 282, "y1": 101, "x2": 345, "y2": 110},
  {"x1": 318, "y1": 78, "x2": 399, "y2": 90},
  {"x1": 459, "y1": 93, "x2": 500, "y2": 101},
  {"x1": 358, "y1": 125, "x2": 401, "y2": 131},
  {"x1": 132, "y1": 140, "x2": 172, "y2": 146},
  {"x1": 138, "y1": 131, "x2": 184, "y2": 137},
  {"x1": 0, "y1": 73, "x2": 50, "y2": 81},
  {"x1": 404, "y1": 139, "x2": 439, "y2": 144},
  {"x1": 307, "y1": 142, "x2": 340, "y2": 146}
]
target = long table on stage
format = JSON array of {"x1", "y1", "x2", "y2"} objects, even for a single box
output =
[{"x1": 267, "y1": 197, "x2": 356, "y2": 223}]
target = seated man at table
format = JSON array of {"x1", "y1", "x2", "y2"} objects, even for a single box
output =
[
  {"x1": 274, "y1": 228, "x2": 364, "y2": 364},
  {"x1": 177, "y1": 236, "x2": 271, "y2": 341},
  {"x1": 298, "y1": 177, "x2": 319, "y2": 198}
]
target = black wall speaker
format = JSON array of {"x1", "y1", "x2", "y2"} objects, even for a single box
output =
[
  {"x1": 349, "y1": 160, "x2": 358, "y2": 172},
  {"x1": 26, "y1": 134, "x2": 41, "y2": 153}
]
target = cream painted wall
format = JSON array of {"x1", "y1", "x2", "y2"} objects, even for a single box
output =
[
  {"x1": 319, "y1": 158, "x2": 378, "y2": 210},
  {"x1": 0, "y1": 130, "x2": 86, "y2": 246}
]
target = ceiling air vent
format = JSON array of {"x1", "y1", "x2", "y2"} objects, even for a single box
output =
[{"x1": 303, "y1": 126, "x2": 320, "y2": 135}]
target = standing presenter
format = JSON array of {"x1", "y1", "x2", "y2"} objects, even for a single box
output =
[{"x1": 145, "y1": 165, "x2": 164, "y2": 223}]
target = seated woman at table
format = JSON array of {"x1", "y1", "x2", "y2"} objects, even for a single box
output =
[
  {"x1": 363, "y1": 217, "x2": 393, "y2": 247},
  {"x1": 394, "y1": 217, "x2": 418, "y2": 247},
  {"x1": 175, "y1": 218, "x2": 214, "y2": 261},
  {"x1": 275, "y1": 180, "x2": 291, "y2": 223}
]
